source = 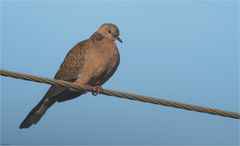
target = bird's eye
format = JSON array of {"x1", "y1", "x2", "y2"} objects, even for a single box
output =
[{"x1": 108, "y1": 30, "x2": 111, "y2": 33}]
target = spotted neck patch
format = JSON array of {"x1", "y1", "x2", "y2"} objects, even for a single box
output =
[{"x1": 91, "y1": 33, "x2": 104, "y2": 42}]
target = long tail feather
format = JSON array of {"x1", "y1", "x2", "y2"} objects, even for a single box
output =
[{"x1": 19, "y1": 98, "x2": 54, "y2": 129}]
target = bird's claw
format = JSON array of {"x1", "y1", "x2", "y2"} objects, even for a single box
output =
[{"x1": 87, "y1": 85, "x2": 103, "y2": 96}]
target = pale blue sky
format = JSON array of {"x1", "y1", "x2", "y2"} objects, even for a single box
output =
[{"x1": 1, "y1": 0, "x2": 239, "y2": 145}]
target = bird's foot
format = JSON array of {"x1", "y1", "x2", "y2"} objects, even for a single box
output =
[{"x1": 86, "y1": 85, "x2": 103, "y2": 96}]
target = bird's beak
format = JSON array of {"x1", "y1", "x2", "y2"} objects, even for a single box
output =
[{"x1": 117, "y1": 37, "x2": 123, "y2": 43}]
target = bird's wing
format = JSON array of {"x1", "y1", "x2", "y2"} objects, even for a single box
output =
[{"x1": 43, "y1": 40, "x2": 88, "y2": 98}]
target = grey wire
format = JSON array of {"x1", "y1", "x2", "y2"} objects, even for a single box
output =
[{"x1": 1, "y1": 69, "x2": 239, "y2": 119}]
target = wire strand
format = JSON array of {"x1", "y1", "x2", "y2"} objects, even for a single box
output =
[{"x1": 1, "y1": 69, "x2": 239, "y2": 119}]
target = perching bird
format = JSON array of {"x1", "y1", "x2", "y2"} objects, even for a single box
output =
[{"x1": 19, "y1": 23, "x2": 122, "y2": 129}]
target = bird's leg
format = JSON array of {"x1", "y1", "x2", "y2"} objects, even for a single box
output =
[
  {"x1": 86, "y1": 84, "x2": 103, "y2": 96},
  {"x1": 95, "y1": 84, "x2": 103, "y2": 95}
]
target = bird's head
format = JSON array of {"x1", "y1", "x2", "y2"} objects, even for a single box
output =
[{"x1": 96, "y1": 23, "x2": 122, "y2": 43}]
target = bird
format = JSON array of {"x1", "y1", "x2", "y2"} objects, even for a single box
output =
[{"x1": 19, "y1": 23, "x2": 122, "y2": 129}]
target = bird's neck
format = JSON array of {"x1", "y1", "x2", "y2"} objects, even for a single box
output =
[{"x1": 90, "y1": 32, "x2": 104, "y2": 42}]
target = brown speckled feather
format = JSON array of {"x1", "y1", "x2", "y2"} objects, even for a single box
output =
[{"x1": 44, "y1": 40, "x2": 88, "y2": 100}]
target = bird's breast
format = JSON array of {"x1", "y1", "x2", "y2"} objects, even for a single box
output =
[{"x1": 77, "y1": 39, "x2": 119, "y2": 85}]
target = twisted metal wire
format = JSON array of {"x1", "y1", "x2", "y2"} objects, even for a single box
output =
[{"x1": 1, "y1": 69, "x2": 239, "y2": 119}]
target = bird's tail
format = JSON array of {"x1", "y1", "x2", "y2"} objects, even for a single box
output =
[{"x1": 19, "y1": 97, "x2": 55, "y2": 129}]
